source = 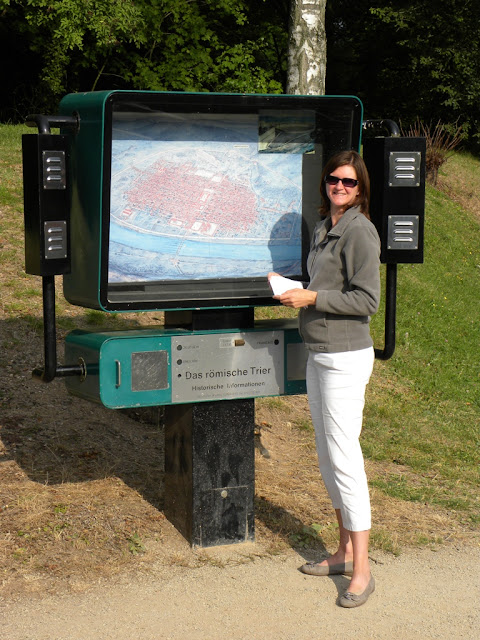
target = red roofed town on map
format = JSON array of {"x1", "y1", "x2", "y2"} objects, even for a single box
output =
[{"x1": 126, "y1": 162, "x2": 258, "y2": 236}]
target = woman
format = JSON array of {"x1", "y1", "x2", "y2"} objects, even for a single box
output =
[{"x1": 269, "y1": 150, "x2": 380, "y2": 608}]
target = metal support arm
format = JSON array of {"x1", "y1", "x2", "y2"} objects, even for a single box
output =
[
  {"x1": 26, "y1": 114, "x2": 79, "y2": 135},
  {"x1": 363, "y1": 119, "x2": 401, "y2": 137}
]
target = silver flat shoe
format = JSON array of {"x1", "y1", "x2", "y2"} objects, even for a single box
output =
[
  {"x1": 339, "y1": 575, "x2": 375, "y2": 608},
  {"x1": 300, "y1": 560, "x2": 354, "y2": 576}
]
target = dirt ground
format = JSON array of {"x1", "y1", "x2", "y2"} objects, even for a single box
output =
[
  {"x1": 0, "y1": 543, "x2": 480, "y2": 640},
  {"x1": 1, "y1": 537, "x2": 479, "y2": 639}
]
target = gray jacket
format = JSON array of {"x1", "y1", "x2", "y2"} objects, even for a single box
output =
[{"x1": 298, "y1": 206, "x2": 381, "y2": 353}]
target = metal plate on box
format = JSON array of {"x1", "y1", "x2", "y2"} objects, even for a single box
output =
[
  {"x1": 42, "y1": 150, "x2": 66, "y2": 189},
  {"x1": 387, "y1": 215, "x2": 420, "y2": 250},
  {"x1": 44, "y1": 220, "x2": 67, "y2": 259},
  {"x1": 171, "y1": 332, "x2": 284, "y2": 403},
  {"x1": 131, "y1": 350, "x2": 169, "y2": 391},
  {"x1": 389, "y1": 151, "x2": 421, "y2": 187}
]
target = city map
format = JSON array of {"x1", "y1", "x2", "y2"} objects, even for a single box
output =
[{"x1": 108, "y1": 113, "x2": 310, "y2": 283}]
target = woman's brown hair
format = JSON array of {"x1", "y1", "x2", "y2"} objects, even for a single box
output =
[{"x1": 319, "y1": 150, "x2": 370, "y2": 219}]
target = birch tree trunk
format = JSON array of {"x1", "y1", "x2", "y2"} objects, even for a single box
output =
[{"x1": 287, "y1": 0, "x2": 327, "y2": 95}]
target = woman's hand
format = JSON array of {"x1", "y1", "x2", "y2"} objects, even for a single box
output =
[{"x1": 274, "y1": 288, "x2": 317, "y2": 309}]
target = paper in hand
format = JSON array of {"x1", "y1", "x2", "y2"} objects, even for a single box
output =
[{"x1": 269, "y1": 275, "x2": 304, "y2": 296}]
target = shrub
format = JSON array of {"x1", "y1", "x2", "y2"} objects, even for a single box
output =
[{"x1": 402, "y1": 120, "x2": 464, "y2": 185}]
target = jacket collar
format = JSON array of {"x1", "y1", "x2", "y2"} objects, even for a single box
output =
[
  {"x1": 315, "y1": 206, "x2": 363, "y2": 244},
  {"x1": 327, "y1": 206, "x2": 363, "y2": 237}
]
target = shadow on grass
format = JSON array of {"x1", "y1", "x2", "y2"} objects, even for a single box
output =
[
  {"x1": 254, "y1": 495, "x2": 328, "y2": 559},
  {"x1": 0, "y1": 316, "x2": 166, "y2": 509}
]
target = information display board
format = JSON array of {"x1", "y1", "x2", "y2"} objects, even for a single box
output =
[{"x1": 59, "y1": 91, "x2": 363, "y2": 311}]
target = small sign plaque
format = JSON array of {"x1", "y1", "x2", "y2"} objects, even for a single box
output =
[{"x1": 171, "y1": 331, "x2": 284, "y2": 403}]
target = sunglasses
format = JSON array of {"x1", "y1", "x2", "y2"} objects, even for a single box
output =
[{"x1": 325, "y1": 174, "x2": 359, "y2": 188}]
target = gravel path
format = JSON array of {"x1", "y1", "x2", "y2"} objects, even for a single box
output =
[{"x1": 1, "y1": 544, "x2": 479, "y2": 639}]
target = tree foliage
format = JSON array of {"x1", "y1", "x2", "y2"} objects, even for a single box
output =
[
  {"x1": 325, "y1": 0, "x2": 480, "y2": 146},
  {"x1": 0, "y1": 0, "x2": 288, "y2": 120},
  {"x1": 1, "y1": 0, "x2": 480, "y2": 149}
]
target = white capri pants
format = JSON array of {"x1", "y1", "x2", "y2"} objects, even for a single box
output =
[{"x1": 306, "y1": 347, "x2": 374, "y2": 532}]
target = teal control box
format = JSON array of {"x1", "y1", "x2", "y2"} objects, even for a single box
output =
[{"x1": 65, "y1": 320, "x2": 306, "y2": 409}]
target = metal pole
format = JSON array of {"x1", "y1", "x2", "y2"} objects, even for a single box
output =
[
  {"x1": 32, "y1": 275, "x2": 84, "y2": 381},
  {"x1": 375, "y1": 263, "x2": 397, "y2": 360}
]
